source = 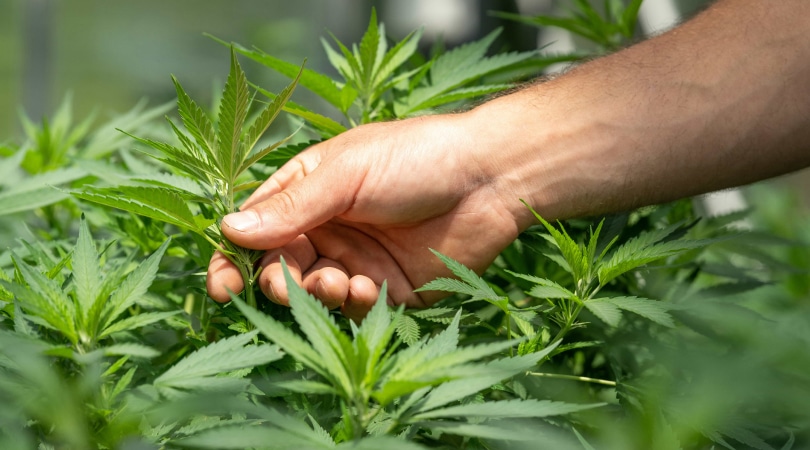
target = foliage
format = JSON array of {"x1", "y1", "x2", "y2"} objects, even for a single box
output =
[{"x1": 2, "y1": 1, "x2": 810, "y2": 449}]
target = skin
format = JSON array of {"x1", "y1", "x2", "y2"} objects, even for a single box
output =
[{"x1": 207, "y1": 0, "x2": 810, "y2": 321}]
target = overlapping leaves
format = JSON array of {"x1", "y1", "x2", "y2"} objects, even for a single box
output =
[{"x1": 231, "y1": 258, "x2": 602, "y2": 442}]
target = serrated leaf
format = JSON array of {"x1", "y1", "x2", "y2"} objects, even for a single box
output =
[
  {"x1": 72, "y1": 217, "x2": 101, "y2": 328},
  {"x1": 0, "y1": 167, "x2": 87, "y2": 215},
  {"x1": 74, "y1": 187, "x2": 202, "y2": 233},
  {"x1": 394, "y1": 314, "x2": 420, "y2": 346},
  {"x1": 602, "y1": 296, "x2": 675, "y2": 328},
  {"x1": 102, "y1": 343, "x2": 160, "y2": 359},
  {"x1": 100, "y1": 310, "x2": 180, "y2": 338},
  {"x1": 8, "y1": 254, "x2": 78, "y2": 343},
  {"x1": 172, "y1": 424, "x2": 330, "y2": 449},
  {"x1": 583, "y1": 299, "x2": 622, "y2": 327},
  {"x1": 273, "y1": 379, "x2": 339, "y2": 396},
  {"x1": 373, "y1": 28, "x2": 423, "y2": 90},
  {"x1": 155, "y1": 330, "x2": 282, "y2": 391},
  {"x1": 412, "y1": 398, "x2": 604, "y2": 421},
  {"x1": 172, "y1": 75, "x2": 219, "y2": 167},
  {"x1": 241, "y1": 65, "x2": 303, "y2": 173},
  {"x1": 218, "y1": 36, "x2": 348, "y2": 110},
  {"x1": 99, "y1": 238, "x2": 170, "y2": 331},
  {"x1": 232, "y1": 295, "x2": 329, "y2": 380},
  {"x1": 418, "y1": 420, "x2": 538, "y2": 441},
  {"x1": 282, "y1": 258, "x2": 355, "y2": 397},
  {"x1": 407, "y1": 84, "x2": 512, "y2": 113},
  {"x1": 217, "y1": 49, "x2": 251, "y2": 181},
  {"x1": 416, "y1": 249, "x2": 503, "y2": 305},
  {"x1": 400, "y1": 30, "x2": 537, "y2": 115}
]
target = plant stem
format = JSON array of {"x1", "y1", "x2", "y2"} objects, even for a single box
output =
[{"x1": 526, "y1": 372, "x2": 617, "y2": 387}]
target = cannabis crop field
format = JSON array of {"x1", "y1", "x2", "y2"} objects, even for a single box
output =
[{"x1": 2, "y1": 2, "x2": 809, "y2": 449}]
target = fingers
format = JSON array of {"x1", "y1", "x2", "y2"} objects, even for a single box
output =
[
  {"x1": 207, "y1": 251, "x2": 245, "y2": 302},
  {"x1": 255, "y1": 235, "x2": 318, "y2": 306},
  {"x1": 222, "y1": 161, "x2": 357, "y2": 251},
  {"x1": 341, "y1": 275, "x2": 382, "y2": 322},
  {"x1": 301, "y1": 258, "x2": 350, "y2": 310}
]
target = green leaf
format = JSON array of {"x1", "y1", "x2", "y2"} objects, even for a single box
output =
[
  {"x1": 272, "y1": 379, "x2": 339, "y2": 396},
  {"x1": 394, "y1": 313, "x2": 420, "y2": 346},
  {"x1": 73, "y1": 186, "x2": 203, "y2": 233},
  {"x1": 373, "y1": 28, "x2": 423, "y2": 89},
  {"x1": 240, "y1": 64, "x2": 303, "y2": 173},
  {"x1": 155, "y1": 330, "x2": 283, "y2": 392},
  {"x1": 99, "y1": 238, "x2": 170, "y2": 332},
  {"x1": 8, "y1": 254, "x2": 78, "y2": 343},
  {"x1": 232, "y1": 295, "x2": 329, "y2": 380},
  {"x1": 602, "y1": 296, "x2": 675, "y2": 328},
  {"x1": 217, "y1": 36, "x2": 348, "y2": 110},
  {"x1": 0, "y1": 167, "x2": 87, "y2": 216},
  {"x1": 282, "y1": 258, "x2": 355, "y2": 397},
  {"x1": 598, "y1": 223, "x2": 707, "y2": 285},
  {"x1": 99, "y1": 310, "x2": 181, "y2": 338},
  {"x1": 525, "y1": 205, "x2": 588, "y2": 282},
  {"x1": 412, "y1": 398, "x2": 604, "y2": 421},
  {"x1": 399, "y1": 29, "x2": 537, "y2": 115},
  {"x1": 71, "y1": 217, "x2": 101, "y2": 329},
  {"x1": 416, "y1": 249, "x2": 504, "y2": 306},
  {"x1": 217, "y1": 48, "x2": 251, "y2": 181},
  {"x1": 583, "y1": 299, "x2": 622, "y2": 327},
  {"x1": 418, "y1": 420, "x2": 539, "y2": 441},
  {"x1": 102, "y1": 343, "x2": 160, "y2": 359},
  {"x1": 172, "y1": 424, "x2": 332, "y2": 449},
  {"x1": 172, "y1": 75, "x2": 219, "y2": 169}
]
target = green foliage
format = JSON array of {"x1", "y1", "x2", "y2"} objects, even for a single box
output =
[
  {"x1": 494, "y1": 0, "x2": 643, "y2": 54},
  {"x1": 2, "y1": 3, "x2": 810, "y2": 449},
  {"x1": 220, "y1": 8, "x2": 542, "y2": 132},
  {"x1": 232, "y1": 258, "x2": 601, "y2": 443},
  {"x1": 73, "y1": 48, "x2": 303, "y2": 309}
]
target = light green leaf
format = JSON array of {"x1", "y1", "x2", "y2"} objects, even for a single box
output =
[
  {"x1": 583, "y1": 299, "x2": 622, "y2": 327},
  {"x1": 172, "y1": 75, "x2": 219, "y2": 166},
  {"x1": 219, "y1": 36, "x2": 348, "y2": 110},
  {"x1": 0, "y1": 167, "x2": 87, "y2": 215},
  {"x1": 416, "y1": 249, "x2": 504, "y2": 305},
  {"x1": 99, "y1": 310, "x2": 181, "y2": 338},
  {"x1": 217, "y1": 49, "x2": 251, "y2": 181},
  {"x1": 241, "y1": 65, "x2": 303, "y2": 172},
  {"x1": 155, "y1": 330, "x2": 283, "y2": 391},
  {"x1": 74, "y1": 186, "x2": 202, "y2": 233},
  {"x1": 394, "y1": 313, "x2": 420, "y2": 346},
  {"x1": 232, "y1": 295, "x2": 329, "y2": 380},
  {"x1": 8, "y1": 254, "x2": 78, "y2": 343},
  {"x1": 100, "y1": 238, "x2": 170, "y2": 331},
  {"x1": 72, "y1": 217, "x2": 101, "y2": 328},
  {"x1": 102, "y1": 343, "x2": 160, "y2": 359},
  {"x1": 172, "y1": 424, "x2": 332, "y2": 449},
  {"x1": 282, "y1": 258, "x2": 355, "y2": 397},
  {"x1": 603, "y1": 296, "x2": 675, "y2": 328},
  {"x1": 412, "y1": 398, "x2": 604, "y2": 421}
]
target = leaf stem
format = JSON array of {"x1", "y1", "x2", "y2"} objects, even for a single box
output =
[{"x1": 526, "y1": 372, "x2": 617, "y2": 387}]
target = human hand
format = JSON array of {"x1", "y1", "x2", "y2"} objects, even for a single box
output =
[{"x1": 205, "y1": 112, "x2": 527, "y2": 321}]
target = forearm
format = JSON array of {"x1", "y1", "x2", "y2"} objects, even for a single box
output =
[{"x1": 469, "y1": 0, "x2": 810, "y2": 229}]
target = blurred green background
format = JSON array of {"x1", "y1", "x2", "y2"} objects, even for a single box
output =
[
  {"x1": 1, "y1": 0, "x2": 807, "y2": 211},
  {"x1": 1, "y1": 0, "x2": 713, "y2": 137}
]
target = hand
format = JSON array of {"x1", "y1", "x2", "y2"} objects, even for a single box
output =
[{"x1": 206, "y1": 113, "x2": 525, "y2": 321}]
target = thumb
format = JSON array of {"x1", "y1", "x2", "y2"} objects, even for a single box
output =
[{"x1": 221, "y1": 164, "x2": 355, "y2": 249}]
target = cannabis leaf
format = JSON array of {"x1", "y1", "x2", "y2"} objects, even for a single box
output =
[{"x1": 3, "y1": 216, "x2": 174, "y2": 354}]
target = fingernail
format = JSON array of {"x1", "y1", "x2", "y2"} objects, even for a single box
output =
[{"x1": 223, "y1": 211, "x2": 259, "y2": 233}]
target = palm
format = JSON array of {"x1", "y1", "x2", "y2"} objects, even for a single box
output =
[{"x1": 207, "y1": 116, "x2": 522, "y2": 319}]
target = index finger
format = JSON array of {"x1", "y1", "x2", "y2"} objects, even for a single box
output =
[{"x1": 241, "y1": 147, "x2": 323, "y2": 210}]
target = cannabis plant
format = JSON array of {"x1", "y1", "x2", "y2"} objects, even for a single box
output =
[
  {"x1": 74, "y1": 50, "x2": 302, "y2": 309},
  {"x1": 220, "y1": 8, "x2": 544, "y2": 137}
]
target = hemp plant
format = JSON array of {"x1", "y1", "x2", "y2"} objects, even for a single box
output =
[{"x1": 74, "y1": 50, "x2": 302, "y2": 309}]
